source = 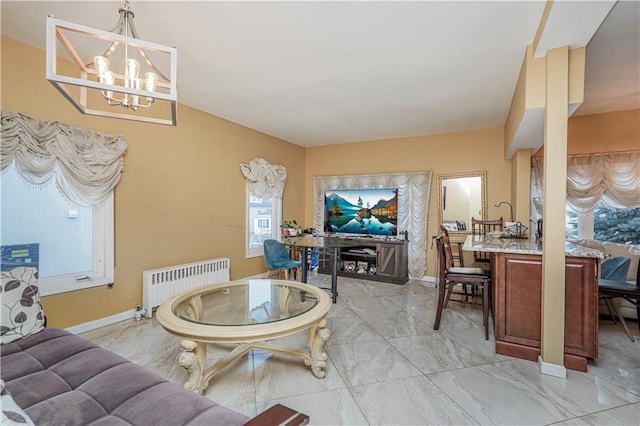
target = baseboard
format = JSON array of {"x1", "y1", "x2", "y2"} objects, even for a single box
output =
[
  {"x1": 421, "y1": 275, "x2": 437, "y2": 283},
  {"x1": 65, "y1": 309, "x2": 137, "y2": 335},
  {"x1": 538, "y1": 355, "x2": 567, "y2": 379},
  {"x1": 65, "y1": 273, "x2": 269, "y2": 333}
]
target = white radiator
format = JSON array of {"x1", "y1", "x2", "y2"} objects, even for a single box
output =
[{"x1": 142, "y1": 257, "x2": 230, "y2": 318}]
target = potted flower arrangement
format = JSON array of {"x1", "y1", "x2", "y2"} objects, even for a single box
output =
[{"x1": 281, "y1": 219, "x2": 302, "y2": 237}]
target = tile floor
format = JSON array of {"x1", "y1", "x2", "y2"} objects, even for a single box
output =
[{"x1": 79, "y1": 275, "x2": 640, "y2": 425}]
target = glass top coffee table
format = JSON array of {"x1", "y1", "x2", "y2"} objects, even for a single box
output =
[{"x1": 156, "y1": 279, "x2": 332, "y2": 394}]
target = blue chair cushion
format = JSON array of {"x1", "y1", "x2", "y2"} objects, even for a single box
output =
[{"x1": 601, "y1": 256, "x2": 631, "y2": 283}]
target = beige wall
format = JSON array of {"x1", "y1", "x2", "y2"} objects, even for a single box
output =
[
  {"x1": 535, "y1": 108, "x2": 640, "y2": 156},
  {"x1": 304, "y1": 128, "x2": 512, "y2": 278},
  {"x1": 1, "y1": 37, "x2": 306, "y2": 328},
  {"x1": 568, "y1": 109, "x2": 639, "y2": 153}
]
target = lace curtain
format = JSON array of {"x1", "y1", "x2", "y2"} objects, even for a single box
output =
[
  {"x1": 1, "y1": 110, "x2": 128, "y2": 207},
  {"x1": 532, "y1": 151, "x2": 640, "y2": 215},
  {"x1": 240, "y1": 157, "x2": 287, "y2": 198},
  {"x1": 312, "y1": 172, "x2": 432, "y2": 279}
]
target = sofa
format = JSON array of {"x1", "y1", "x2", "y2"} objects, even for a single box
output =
[
  {"x1": 571, "y1": 238, "x2": 640, "y2": 319},
  {"x1": 1, "y1": 327, "x2": 310, "y2": 426},
  {"x1": 1, "y1": 327, "x2": 248, "y2": 425}
]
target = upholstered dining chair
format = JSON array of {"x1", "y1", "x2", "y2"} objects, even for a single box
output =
[
  {"x1": 263, "y1": 239, "x2": 302, "y2": 280},
  {"x1": 471, "y1": 217, "x2": 504, "y2": 267},
  {"x1": 599, "y1": 256, "x2": 639, "y2": 341},
  {"x1": 434, "y1": 234, "x2": 491, "y2": 340}
]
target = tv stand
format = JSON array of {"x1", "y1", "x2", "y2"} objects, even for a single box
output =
[{"x1": 317, "y1": 237, "x2": 408, "y2": 284}]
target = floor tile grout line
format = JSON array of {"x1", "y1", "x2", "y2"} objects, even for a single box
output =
[
  {"x1": 550, "y1": 400, "x2": 640, "y2": 424},
  {"x1": 422, "y1": 372, "x2": 485, "y2": 426}
]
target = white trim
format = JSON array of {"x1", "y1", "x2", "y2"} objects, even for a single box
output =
[
  {"x1": 245, "y1": 188, "x2": 282, "y2": 258},
  {"x1": 65, "y1": 308, "x2": 136, "y2": 335},
  {"x1": 577, "y1": 211, "x2": 594, "y2": 240},
  {"x1": 420, "y1": 275, "x2": 436, "y2": 283},
  {"x1": 39, "y1": 194, "x2": 114, "y2": 296},
  {"x1": 538, "y1": 355, "x2": 567, "y2": 378}
]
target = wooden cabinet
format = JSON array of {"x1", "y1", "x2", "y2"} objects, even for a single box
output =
[
  {"x1": 492, "y1": 252, "x2": 598, "y2": 372},
  {"x1": 318, "y1": 238, "x2": 408, "y2": 284}
]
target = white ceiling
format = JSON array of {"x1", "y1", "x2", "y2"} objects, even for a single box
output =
[{"x1": 2, "y1": 1, "x2": 638, "y2": 147}]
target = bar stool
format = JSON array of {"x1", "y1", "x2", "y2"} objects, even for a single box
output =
[{"x1": 434, "y1": 234, "x2": 491, "y2": 340}]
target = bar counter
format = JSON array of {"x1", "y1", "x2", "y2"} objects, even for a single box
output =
[
  {"x1": 462, "y1": 235, "x2": 605, "y2": 372},
  {"x1": 462, "y1": 234, "x2": 607, "y2": 258}
]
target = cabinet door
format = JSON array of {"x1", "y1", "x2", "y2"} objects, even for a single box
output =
[
  {"x1": 564, "y1": 258, "x2": 597, "y2": 358},
  {"x1": 494, "y1": 255, "x2": 542, "y2": 347},
  {"x1": 494, "y1": 253, "x2": 597, "y2": 358},
  {"x1": 376, "y1": 244, "x2": 397, "y2": 277}
]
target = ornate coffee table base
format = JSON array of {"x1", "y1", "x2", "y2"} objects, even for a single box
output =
[{"x1": 178, "y1": 318, "x2": 330, "y2": 394}]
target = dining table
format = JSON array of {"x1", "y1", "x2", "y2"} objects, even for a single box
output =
[{"x1": 282, "y1": 236, "x2": 362, "y2": 303}]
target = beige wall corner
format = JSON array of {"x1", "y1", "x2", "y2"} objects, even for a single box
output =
[
  {"x1": 511, "y1": 149, "x2": 532, "y2": 227},
  {"x1": 504, "y1": 45, "x2": 546, "y2": 159},
  {"x1": 504, "y1": 46, "x2": 585, "y2": 160},
  {"x1": 568, "y1": 48, "x2": 586, "y2": 115},
  {"x1": 504, "y1": 49, "x2": 528, "y2": 157}
]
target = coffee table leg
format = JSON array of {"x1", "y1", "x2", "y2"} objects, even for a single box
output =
[
  {"x1": 178, "y1": 339, "x2": 207, "y2": 394},
  {"x1": 307, "y1": 318, "x2": 330, "y2": 378}
]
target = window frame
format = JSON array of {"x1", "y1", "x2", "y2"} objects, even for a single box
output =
[
  {"x1": 245, "y1": 187, "x2": 282, "y2": 258},
  {"x1": 38, "y1": 193, "x2": 114, "y2": 296}
]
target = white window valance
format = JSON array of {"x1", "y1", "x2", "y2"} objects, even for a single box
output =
[
  {"x1": 240, "y1": 157, "x2": 287, "y2": 198},
  {"x1": 532, "y1": 150, "x2": 640, "y2": 215},
  {"x1": 1, "y1": 110, "x2": 128, "y2": 207}
]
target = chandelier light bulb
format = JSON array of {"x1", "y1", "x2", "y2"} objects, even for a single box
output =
[
  {"x1": 93, "y1": 56, "x2": 110, "y2": 81},
  {"x1": 125, "y1": 58, "x2": 140, "y2": 88},
  {"x1": 144, "y1": 71, "x2": 158, "y2": 93},
  {"x1": 132, "y1": 78, "x2": 141, "y2": 108},
  {"x1": 103, "y1": 70, "x2": 115, "y2": 85},
  {"x1": 103, "y1": 70, "x2": 115, "y2": 99}
]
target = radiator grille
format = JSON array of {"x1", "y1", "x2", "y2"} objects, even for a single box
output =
[{"x1": 142, "y1": 258, "x2": 230, "y2": 318}]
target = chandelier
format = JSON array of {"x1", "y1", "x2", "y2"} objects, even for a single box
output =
[{"x1": 46, "y1": 1, "x2": 177, "y2": 125}]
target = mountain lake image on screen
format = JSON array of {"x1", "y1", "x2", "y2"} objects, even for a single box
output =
[{"x1": 324, "y1": 188, "x2": 398, "y2": 236}]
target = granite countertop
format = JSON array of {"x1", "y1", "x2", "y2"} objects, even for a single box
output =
[{"x1": 462, "y1": 235, "x2": 607, "y2": 258}]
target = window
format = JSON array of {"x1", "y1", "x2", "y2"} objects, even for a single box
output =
[
  {"x1": 257, "y1": 218, "x2": 271, "y2": 230},
  {"x1": 1, "y1": 166, "x2": 114, "y2": 296},
  {"x1": 566, "y1": 200, "x2": 640, "y2": 244},
  {"x1": 246, "y1": 190, "x2": 282, "y2": 258}
]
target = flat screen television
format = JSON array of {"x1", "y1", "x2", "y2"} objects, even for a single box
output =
[{"x1": 324, "y1": 188, "x2": 398, "y2": 236}]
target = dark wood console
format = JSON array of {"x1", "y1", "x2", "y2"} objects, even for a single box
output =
[{"x1": 318, "y1": 238, "x2": 409, "y2": 284}]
